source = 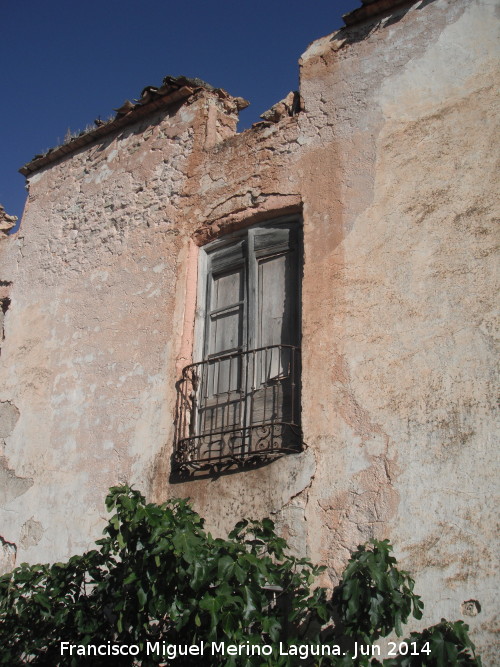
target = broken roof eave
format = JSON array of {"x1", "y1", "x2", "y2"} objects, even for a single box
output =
[
  {"x1": 19, "y1": 2, "x2": 419, "y2": 178},
  {"x1": 19, "y1": 85, "x2": 196, "y2": 177},
  {"x1": 342, "y1": 0, "x2": 418, "y2": 27}
]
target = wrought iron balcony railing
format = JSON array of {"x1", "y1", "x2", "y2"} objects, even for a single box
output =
[{"x1": 173, "y1": 344, "x2": 301, "y2": 475}]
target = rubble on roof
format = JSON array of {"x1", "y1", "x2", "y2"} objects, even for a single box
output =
[
  {"x1": 0, "y1": 205, "x2": 17, "y2": 237},
  {"x1": 110, "y1": 75, "x2": 248, "y2": 122},
  {"x1": 259, "y1": 91, "x2": 301, "y2": 124}
]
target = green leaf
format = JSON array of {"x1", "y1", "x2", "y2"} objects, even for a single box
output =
[
  {"x1": 191, "y1": 558, "x2": 209, "y2": 591},
  {"x1": 33, "y1": 592, "x2": 51, "y2": 612},
  {"x1": 217, "y1": 555, "x2": 234, "y2": 582},
  {"x1": 242, "y1": 586, "x2": 258, "y2": 621},
  {"x1": 172, "y1": 530, "x2": 200, "y2": 563},
  {"x1": 137, "y1": 586, "x2": 147, "y2": 609},
  {"x1": 123, "y1": 572, "x2": 138, "y2": 585},
  {"x1": 234, "y1": 562, "x2": 247, "y2": 584}
]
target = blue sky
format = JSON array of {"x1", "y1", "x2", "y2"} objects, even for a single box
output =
[{"x1": 1, "y1": 0, "x2": 360, "y2": 223}]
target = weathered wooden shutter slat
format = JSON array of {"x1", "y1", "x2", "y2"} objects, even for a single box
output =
[
  {"x1": 209, "y1": 240, "x2": 246, "y2": 272},
  {"x1": 253, "y1": 225, "x2": 294, "y2": 255}
]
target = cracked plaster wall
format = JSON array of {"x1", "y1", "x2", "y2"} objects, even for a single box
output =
[
  {"x1": 0, "y1": 0, "x2": 498, "y2": 661},
  {"x1": 0, "y1": 97, "x2": 214, "y2": 565},
  {"x1": 294, "y1": 1, "x2": 498, "y2": 660}
]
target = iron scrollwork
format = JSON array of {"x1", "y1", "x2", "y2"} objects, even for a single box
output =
[{"x1": 173, "y1": 345, "x2": 301, "y2": 476}]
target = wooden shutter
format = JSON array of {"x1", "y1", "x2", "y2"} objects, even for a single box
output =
[
  {"x1": 196, "y1": 241, "x2": 246, "y2": 449},
  {"x1": 246, "y1": 223, "x2": 300, "y2": 431},
  {"x1": 250, "y1": 224, "x2": 299, "y2": 381},
  {"x1": 193, "y1": 220, "x2": 301, "y2": 459}
]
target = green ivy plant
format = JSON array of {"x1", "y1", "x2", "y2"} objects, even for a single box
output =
[
  {"x1": 383, "y1": 620, "x2": 482, "y2": 667},
  {"x1": 0, "y1": 487, "x2": 328, "y2": 666},
  {"x1": 334, "y1": 540, "x2": 424, "y2": 642},
  {"x1": 0, "y1": 486, "x2": 482, "y2": 666},
  {"x1": 332, "y1": 541, "x2": 481, "y2": 666}
]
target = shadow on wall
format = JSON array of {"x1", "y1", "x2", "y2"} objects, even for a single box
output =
[{"x1": 339, "y1": 0, "x2": 438, "y2": 45}]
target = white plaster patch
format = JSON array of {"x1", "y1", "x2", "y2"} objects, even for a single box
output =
[
  {"x1": 364, "y1": 434, "x2": 386, "y2": 457},
  {"x1": 90, "y1": 270, "x2": 109, "y2": 282},
  {"x1": 347, "y1": 448, "x2": 371, "y2": 475},
  {"x1": 378, "y1": 2, "x2": 500, "y2": 121},
  {"x1": 117, "y1": 364, "x2": 144, "y2": 387},
  {"x1": 85, "y1": 163, "x2": 113, "y2": 184},
  {"x1": 63, "y1": 438, "x2": 77, "y2": 452},
  {"x1": 179, "y1": 108, "x2": 195, "y2": 123},
  {"x1": 152, "y1": 263, "x2": 166, "y2": 273},
  {"x1": 27, "y1": 172, "x2": 43, "y2": 185},
  {"x1": 133, "y1": 282, "x2": 154, "y2": 295}
]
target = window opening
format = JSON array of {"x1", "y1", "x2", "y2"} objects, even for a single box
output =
[{"x1": 174, "y1": 218, "x2": 302, "y2": 475}]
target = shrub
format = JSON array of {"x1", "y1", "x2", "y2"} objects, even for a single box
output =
[
  {"x1": 335, "y1": 539, "x2": 424, "y2": 642},
  {"x1": 0, "y1": 486, "x2": 481, "y2": 666}
]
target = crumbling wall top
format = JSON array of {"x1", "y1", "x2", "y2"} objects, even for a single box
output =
[
  {"x1": 19, "y1": 75, "x2": 249, "y2": 177},
  {"x1": 343, "y1": 0, "x2": 420, "y2": 27},
  {"x1": 0, "y1": 205, "x2": 17, "y2": 238}
]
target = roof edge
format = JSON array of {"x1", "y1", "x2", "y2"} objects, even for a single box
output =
[
  {"x1": 343, "y1": 0, "x2": 419, "y2": 27},
  {"x1": 19, "y1": 86, "x2": 195, "y2": 177}
]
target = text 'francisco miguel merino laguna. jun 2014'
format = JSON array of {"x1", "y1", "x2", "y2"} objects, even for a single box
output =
[{"x1": 60, "y1": 639, "x2": 434, "y2": 661}]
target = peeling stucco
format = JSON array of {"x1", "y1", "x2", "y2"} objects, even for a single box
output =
[
  {"x1": 0, "y1": 456, "x2": 33, "y2": 506},
  {"x1": 0, "y1": 0, "x2": 498, "y2": 662},
  {"x1": 19, "y1": 518, "x2": 44, "y2": 549},
  {"x1": 0, "y1": 400, "x2": 19, "y2": 440},
  {"x1": 0, "y1": 535, "x2": 16, "y2": 576}
]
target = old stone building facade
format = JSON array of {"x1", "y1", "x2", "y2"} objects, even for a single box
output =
[{"x1": 0, "y1": 0, "x2": 498, "y2": 660}]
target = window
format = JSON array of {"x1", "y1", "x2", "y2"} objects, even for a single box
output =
[{"x1": 174, "y1": 218, "x2": 302, "y2": 475}]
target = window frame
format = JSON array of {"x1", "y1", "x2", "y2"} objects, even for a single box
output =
[
  {"x1": 193, "y1": 215, "x2": 302, "y2": 366},
  {"x1": 173, "y1": 215, "x2": 302, "y2": 476}
]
